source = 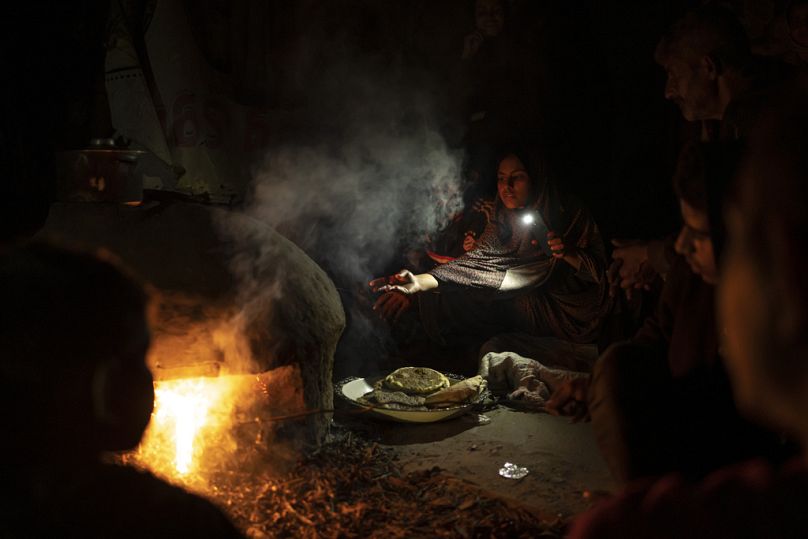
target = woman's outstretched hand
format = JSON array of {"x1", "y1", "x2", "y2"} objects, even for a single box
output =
[{"x1": 368, "y1": 270, "x2": 438, "y2": 295}]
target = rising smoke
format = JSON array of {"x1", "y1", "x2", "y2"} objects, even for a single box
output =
[
  {"x1": 218, "y1": 30, "x2": 466, "y2": 375},
  {"x1": 246, "y1": 64, "x2": 463, "y2": 283}
]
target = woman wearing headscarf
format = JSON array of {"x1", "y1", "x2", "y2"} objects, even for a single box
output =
[{"x1": 370, "y1": 146, "x2": 611, "y2": 347}]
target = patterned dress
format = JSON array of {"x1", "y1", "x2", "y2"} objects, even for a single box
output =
[{"x1": 420, "y1": 191, "x2": 611, "y2": 345}]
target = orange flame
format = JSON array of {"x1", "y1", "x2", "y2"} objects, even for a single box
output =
[
  {"x1": 123, "y1": 375, "x2": 252, "y2": 488},
  {"x1": 153, "y1": 378, "x2": 225, "y2": 475}
]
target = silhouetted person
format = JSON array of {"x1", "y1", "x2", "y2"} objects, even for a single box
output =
[
  {"x1": 451, "y1": 0, "x2": 543, "y2": 150},
  {"x1": 548, "y1": 141, "x2": 789, "y2": 483},
  {"x1": 0, "y1": 243, "x2": 244, "y2": 538},
  {"x1": 568, "y1": 80, "x2": 808, "y2": 539},
  {"x1": 610, "y1": 5, "x2": 797, "y2": 297}
]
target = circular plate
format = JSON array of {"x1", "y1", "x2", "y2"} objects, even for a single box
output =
[{"x1": 337, "y1": 375, "x2": 476, "y2": 423}]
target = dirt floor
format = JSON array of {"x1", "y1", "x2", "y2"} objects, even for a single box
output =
[{"x1": 335, "y1": 405, "x2": 616, "y2": 519}]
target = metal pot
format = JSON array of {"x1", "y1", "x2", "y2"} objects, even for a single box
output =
[{"x1": 55, "y1": 139, "x2": 147, "y2": 203}]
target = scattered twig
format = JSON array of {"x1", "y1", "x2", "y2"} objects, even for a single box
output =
[{"x1": 201, "y1": 430, "x2": 566, "y2": 538}]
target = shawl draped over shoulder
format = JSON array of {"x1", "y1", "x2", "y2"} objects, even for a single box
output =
[{"x1": 422, "y1": 178, "x2": 611, "y2": 344}]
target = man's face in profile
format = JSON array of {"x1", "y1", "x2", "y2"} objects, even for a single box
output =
[{"x1": 662, "y1": 54, "x2": 718, "y2": 121}]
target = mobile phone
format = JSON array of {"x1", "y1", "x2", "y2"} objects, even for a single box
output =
[{"x1": 520, "y1": 210, "x2": 554, "y2": 257}]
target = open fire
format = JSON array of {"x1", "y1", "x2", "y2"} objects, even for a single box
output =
[
  {"x1": 153, "y1": 379, "x2": 215, "y2": 476},
  {"x1": 115, "y1": 373, "x2": 563, "y2": 538},
  {"x1": 121, "y1": 374, "x2": 269, "y2": 489}
]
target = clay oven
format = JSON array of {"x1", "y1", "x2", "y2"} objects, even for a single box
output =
[{"x1": 36, "y1": 199, "x2": 345, "y2": 483}]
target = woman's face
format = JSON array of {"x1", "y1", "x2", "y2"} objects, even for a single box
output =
[
  {"x1": 674, "y1": 199, "x2": 717, "y2": 284},
  {"x1": 475, "y1": 0, "x2": 504, "y2": 38},
  {"x1": 497, "y1": 154, "x2": 532, "y2": 209}
]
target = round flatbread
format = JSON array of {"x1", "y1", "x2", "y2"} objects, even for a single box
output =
[{"x1": 384, "y1": 367, "x2": 450, "y2": 395}]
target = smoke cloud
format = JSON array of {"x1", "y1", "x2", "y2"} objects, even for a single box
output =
[
  {"x1": 214, "y1": 23, "x2": 467, "y2": 377},
  {"x1": 245, "y1": 63, "x2": 463, "y2": 284}
]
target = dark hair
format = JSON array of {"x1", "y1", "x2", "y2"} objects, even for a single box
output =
[
  {"x1": 673, "y1": 142, "x2": 710, "y2": 212},
  {"x1": 0, "y1": 243, "x2": 148, "y2": 370},
  {"x1": 673, "y1": 140, "x2": 744, "y2": 258},
  {"x1": 0, "y1": 243, "x2": 151, "y2": 452},
  {"x1": 674, "y1": 140, "x2": 744, "y2": 206},
  {"x1": 655, "y1": 6, "x2": 751, "y2": 72}
]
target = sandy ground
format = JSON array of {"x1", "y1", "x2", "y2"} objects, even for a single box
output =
[{"x1": 337, "y1": 405, "x2": 616, "y2": 519}]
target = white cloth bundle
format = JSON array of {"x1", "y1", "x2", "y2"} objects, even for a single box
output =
[{"x1": 479, "y1": 351, "x2": 589, "y2": 408}]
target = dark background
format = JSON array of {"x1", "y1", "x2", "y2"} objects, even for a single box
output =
[{"x1": 2, "y1": 0, "x2": 733, "y2": 248}]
